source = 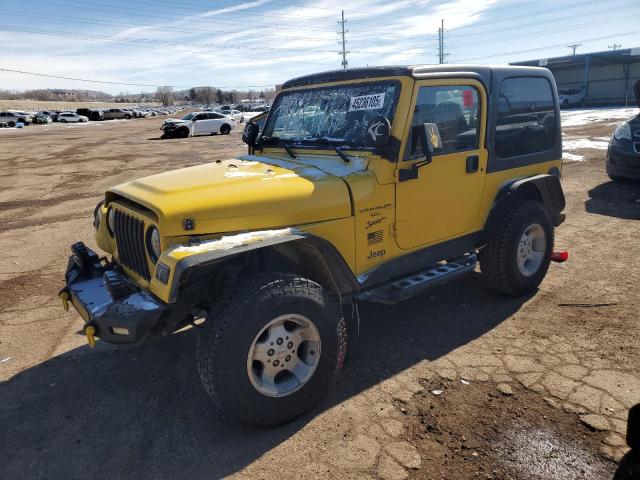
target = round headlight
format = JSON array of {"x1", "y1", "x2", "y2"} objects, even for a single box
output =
[
  {"x1": 147, "y1": 226, "x2": 161, "y2": 262},
  {"x1": 107, "y1": 208, "x2": 116, "y2": 236}
]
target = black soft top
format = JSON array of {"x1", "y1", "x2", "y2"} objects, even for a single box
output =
[{"x1": 281, "y1": 64, "x2": 553, "y2": 90}]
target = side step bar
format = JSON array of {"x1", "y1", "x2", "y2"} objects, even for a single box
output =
[{"x1": 357, "y1": 253, "x2": 477, "y2": 305}]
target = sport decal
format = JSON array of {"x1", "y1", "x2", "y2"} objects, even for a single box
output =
[{"x1": 348, "y1": 93, "x2": 385, "y2": 111}]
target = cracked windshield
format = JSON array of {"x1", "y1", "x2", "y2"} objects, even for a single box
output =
[{"x1": 263, "y1": 82, "x2": 399, "y2": 149}]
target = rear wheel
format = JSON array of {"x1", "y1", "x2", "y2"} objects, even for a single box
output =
[
  {"x1": 197, "y1": 272, "x2": 346, "y2": 426},
  {"x1": 8, "y1": 121, "x2": 15, "y2": 127},
  {"x1": 220, "y1": 124, "x2": 231, "y2": 135},
  {"x1": 59, "y1": 119, "x2": 67, "y2": 123},
  {"x1": 479, "y1": 200, "x2": 554, "y2": 297}
]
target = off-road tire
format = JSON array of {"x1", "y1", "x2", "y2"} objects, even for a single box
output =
[
  {"x1": 479, "y1": 200, "x2": 554, "y2": 297},
  {"x1": 197, "y1": 272, "x2": 346, "y2": 427},
  {"x1": 220, "y1": 124, "x2": 231, "y2": 135}
]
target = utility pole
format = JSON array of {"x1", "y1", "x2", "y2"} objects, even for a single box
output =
[
  {"x1": 338, "y1": 10, "x2": 349, "y2": 69},
  {"x1": 567, "y1": 43, "x2": 582, "y2": 55},
  {"x1": 608, "y1": 43, "x2": 622, "y2": 51},
  {"x1": 438, "y1": 19, "x2": 448, "y2": 64}
]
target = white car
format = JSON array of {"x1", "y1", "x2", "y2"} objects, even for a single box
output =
[
  {"x1": 58, "y1": 112, "x2": 89, "y2": 123},
  {"x1": 161, "y1": 112, "x2": 236, "y2": 138},
  {"x1": 224, "y1": 109, "x2": 245, "y2": 123},
  {"x1": 558, "y1": 86, "x2": 587, "y2": 109}
]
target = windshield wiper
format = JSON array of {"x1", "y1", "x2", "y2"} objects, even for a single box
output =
[
  {"x1": 283, "y1": 144, "x2": 296, "y2": 159},
  {"x1": 260, "y1": 136, "x2": 296, "y2": 158},
  {"x1": 333, "y1": 146, "x2": 350, "y2": 163}
]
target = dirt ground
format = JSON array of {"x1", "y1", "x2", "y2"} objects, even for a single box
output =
[{"x1": 0, "y1": 112, "x2": 639, "y2": 479}]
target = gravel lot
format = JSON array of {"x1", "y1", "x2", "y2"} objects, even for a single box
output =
[{"x1": 1, "y1": 111, "x2": 639, "y2": 479}]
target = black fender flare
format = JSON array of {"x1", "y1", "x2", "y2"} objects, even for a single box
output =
[
  {"x1": 483, "y1": 174, "x2": 565, "y2": 242},
  {"x1": 168, "y1": 231, "x2": 359, "y2": 302}
]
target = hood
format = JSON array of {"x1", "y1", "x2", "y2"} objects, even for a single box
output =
[
  {"x1": 108, "y1": 154, "x2": 365, "y2": 236},
  {"x1": 164, "y1": 117, "x2": 190, "y2": 124}
]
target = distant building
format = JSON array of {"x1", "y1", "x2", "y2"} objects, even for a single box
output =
[{"x1": 512, "y1": 47, "x2": 640, "y2": 107}]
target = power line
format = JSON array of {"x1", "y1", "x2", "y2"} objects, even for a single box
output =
[
  {"x1": 338, "y1": 10, "x2": 349, "y2": 69},
  {"x1": 457, "y1": 31, "x2": 637, "y2": 63},
  {"x1": 0, "y1": 25, "x2": 338, "y2": 68},
  {"x1": 38, "y1": 0, "x2": 334, "y2": 32},
  {"x1": 437, "y1": 19, "x2": 449, "y2": 64},
  {"x1": 0, "y1": 67, "x2": 276, "y2": 89},
  {"x1": 567, "y1": 43, "x2": 582, "y2": 55}
]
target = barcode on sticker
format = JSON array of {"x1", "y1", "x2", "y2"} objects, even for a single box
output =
[{"x1": 348, "y1": 93, "x2": 385, "y2": 112}]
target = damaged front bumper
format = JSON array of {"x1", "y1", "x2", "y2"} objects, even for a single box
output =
[{"x1": 59, "y1": 242, "x2": 166, "y2": 345}]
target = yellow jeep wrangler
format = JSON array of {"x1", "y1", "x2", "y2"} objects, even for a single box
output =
[{"x1": 60, "y1": 65, "x2": 565, "y2": 426}]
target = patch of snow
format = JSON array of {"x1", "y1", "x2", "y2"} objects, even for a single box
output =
[
  {"x1": 561, "y1": 107, "x2": 637, "y2": 127},
  {"x1": 563, "y1": 138, "x2": 609, "y2": 150},
  {"x1": 562, "y1": 152, "x2": 586, "y2": 162},
  {"x1": 168, "y1": 228, "x2": 294, "y2": 256},
  {"x1": 261, "y1": 173, "x2": 299, "y2": 181},
  {"x1": 223, "y1": 170, "x2": 272, "y2": 178}
]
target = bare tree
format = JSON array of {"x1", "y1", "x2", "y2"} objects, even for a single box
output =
[{"x1": 155, "y1": 86, "x2": 174, "y2": 106}]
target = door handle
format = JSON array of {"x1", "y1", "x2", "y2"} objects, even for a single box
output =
[{"x1": 466, "y1": 155, "x2": 479, "y2": 173}]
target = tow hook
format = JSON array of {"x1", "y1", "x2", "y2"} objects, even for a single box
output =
[
  {"x1": 84, "y1": 325, "x2": 97, "y2": 348},
  {"x1": 551, "y1": 251, "x2": 569, "y2": 263}
]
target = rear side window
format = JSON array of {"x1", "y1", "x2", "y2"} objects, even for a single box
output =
[{"x1": 495, "y1": 77, "x2": 557, "y2": 158}]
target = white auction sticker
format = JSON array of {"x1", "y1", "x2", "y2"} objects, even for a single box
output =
[{"x1": 348, "y1": 93, "x2": 385, "y2": 112}]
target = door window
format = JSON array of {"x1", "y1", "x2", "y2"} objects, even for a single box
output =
[{"x1": 407, "y1": 85, "x2": 480, "y2": 159}]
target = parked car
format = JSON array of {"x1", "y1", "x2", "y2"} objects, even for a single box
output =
[
  {"x1": 558, "y1": 86, "x2": 586, "y2": 109},
  {"x1": 606, "y1": 80, "x2": 640, "y2": 182},
  {"x1": 33, "y1": 112, "x2": 53, "y2": 124},
  {"x1": 76, "y1": 108, "x2": 105, "y2": 121},
  {"x1": 225, "y1": 109, "x2": 244, "y2": 123},
  {"x1": 160, "y1": 111, "x2": 235, "y2": 138},
  {"x1": 0, "y1": 111, "x2": 31, "y2": 126},
  {"x1": 57, "y1": 112, "x2": 88, "y2": 123},
  {"x1": 103, "y1": 108, "x2": 132, "y2": 120}
]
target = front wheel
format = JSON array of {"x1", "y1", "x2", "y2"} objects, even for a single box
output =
[
  {"x1": 197, "y1": 273, "x2": 346, "y2": 426},
  {"x1": 220, "y1": 124, "x2": 231, "y2": 135},
  {"x1": 479, "y1": 200, "x2": 554, "y2": 297}
]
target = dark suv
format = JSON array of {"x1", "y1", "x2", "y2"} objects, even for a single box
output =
[{"x1": 606, "y1": 80, "x2": 640, "y2": 182}]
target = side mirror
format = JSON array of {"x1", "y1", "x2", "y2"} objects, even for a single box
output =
[
  {"x1": 399, "y1": 123, "x2": 441, "y2": 182},
  {"x1": 242, "y1": 121, "x2": 260, "y2": 147}
]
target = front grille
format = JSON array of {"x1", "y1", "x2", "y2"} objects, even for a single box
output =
[{"x1": 114, "y1": 209, "x2": 150, "y2": 280}]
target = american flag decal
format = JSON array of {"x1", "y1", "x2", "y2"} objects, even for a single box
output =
[{"x1": 367, "y1": 230, "x2": 383, "y2": 245}]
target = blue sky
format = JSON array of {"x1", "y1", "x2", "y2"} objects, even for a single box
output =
[{"x1": 0, "y1": 0, "x2": 639, "y2": 94}]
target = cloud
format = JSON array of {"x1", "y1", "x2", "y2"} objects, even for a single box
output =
[{"x1": 0, "y1": 0, "x2": 503, "y2": 93}]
